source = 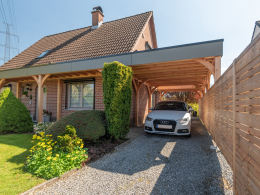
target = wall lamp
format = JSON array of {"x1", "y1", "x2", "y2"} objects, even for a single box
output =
[{"x1": 26, "y1": 83, "x2": 32, "y2": 91}]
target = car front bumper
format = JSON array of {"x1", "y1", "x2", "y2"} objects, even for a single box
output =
[{"x1": 144, "y1": 120, "x2": 191, "y2": 135}]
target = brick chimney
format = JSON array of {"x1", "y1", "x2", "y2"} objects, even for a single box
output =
[{"x1": 91, "y1": 6, "x2": 104, "y2": 28}]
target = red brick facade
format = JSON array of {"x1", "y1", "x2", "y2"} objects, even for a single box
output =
[
  {"x1": 7, "y1": 77, "x2": 154, "y2": 126},
  {"x1": 3, "y1": 16, "x2": 156, "y2": 125},
  {"x1": 132, "y1": 17, "x2": 156, "y2": 51}
]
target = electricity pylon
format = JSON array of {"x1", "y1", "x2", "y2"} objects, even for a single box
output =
[{"x1": 0, "y1": 22, "x2": 19, "y2": 63}]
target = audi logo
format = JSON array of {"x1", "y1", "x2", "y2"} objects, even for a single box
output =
[{"x1": 160, "y1": 120, "x2": 169, "y2": 124}]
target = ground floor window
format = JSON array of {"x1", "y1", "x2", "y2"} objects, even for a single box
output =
[
  {"x1": 0, "y1": 84, "x2": 12, "y2": 93},
  {"x1": 69, "y1": 82, "x2": 94, "y2": 109}
]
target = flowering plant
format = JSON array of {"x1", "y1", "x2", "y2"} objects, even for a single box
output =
[
  {"x1": 34, "y1": 122, "x2": 54, "y2": 134},
  {"x1": 26, "y1": 125, "x2": 88, "y2": 179}
]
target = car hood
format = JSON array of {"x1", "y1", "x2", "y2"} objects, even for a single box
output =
[{"x1": 147, "y1": 110, "x2": 189, "y2": 120}]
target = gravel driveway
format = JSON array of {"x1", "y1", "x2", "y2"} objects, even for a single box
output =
[{"x1": 36, "y1": 118, "x2": 233, "y2": 195}]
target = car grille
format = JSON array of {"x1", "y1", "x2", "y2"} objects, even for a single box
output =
[{"x1": 153, "y1": 119, "x2": 176, "y2": 132}]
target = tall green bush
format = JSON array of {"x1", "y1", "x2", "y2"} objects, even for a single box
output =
[
  {"x1": 0, "y1": 88, "x2": 33, "y2": 134},
  {"x1": 102, "y1": 61, "x2": 133, "y2": 139}
]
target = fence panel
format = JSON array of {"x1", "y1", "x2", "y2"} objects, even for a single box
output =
[{"x1": 199, "y1": 34, "x2": 260, "y2": 195}]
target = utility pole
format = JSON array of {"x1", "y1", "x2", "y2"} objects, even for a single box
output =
[{"x1": 0, "y1": 22, "x2": 19, "y2": 63}]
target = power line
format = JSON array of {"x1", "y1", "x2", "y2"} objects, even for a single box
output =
[{"x1": 0, "y1": 0, "x2": 7, "y2": 24}]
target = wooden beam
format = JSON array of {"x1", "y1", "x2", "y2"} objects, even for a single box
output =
[
  {"x1": 57, "y1": 79, "x2": 63, "y2": 121},
  {"x1": 132, "y1": 78, "x2": 137, "y2": 92},
  {"x1": 194, "y1": 58, "x2": 215, "y2": 77},
  {"x1": 0, "y1": 79, "x2": 6, "y2": 89},
  {"x1": 16, "y1": 82, "x2": 21, "y2": 100},
  {"x1": 41, "y1": 74, "x2": 51, "y2": 87},
  {"x1": 215, "y1": 56, "x2": 221, "y2": 82},
  {"x1": 147, "y1": 82, "x2": 203, "y2": 86},
  {"x1": 133, "y1": 68, "x2": 208, "y2": 75},
  {"x1": 158, "y1": 89, "x2": 201, "y2": 93}
]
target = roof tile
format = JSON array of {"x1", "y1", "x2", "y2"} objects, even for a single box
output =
[{"x1": 0, "y1": 11, "x2": 152, "y2": 71}]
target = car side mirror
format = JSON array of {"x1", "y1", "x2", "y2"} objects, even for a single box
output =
[
  {"x1": 150, "y1": 107, "x2": 154, "y2": 110},
  {"x1": 188, "y1": 108, "x2": 194, "y2": 112}
]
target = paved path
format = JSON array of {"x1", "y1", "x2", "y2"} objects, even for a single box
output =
[{"x1": 37, "y1": 118, "x2": 233, "y2": 195}]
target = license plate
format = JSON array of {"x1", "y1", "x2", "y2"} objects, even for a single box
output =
[{"x1": 156, "y1": 124, "x2": 172, "y2": 129}]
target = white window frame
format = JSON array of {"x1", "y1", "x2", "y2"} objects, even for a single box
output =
[{"x1": 68, "y1": 82, "x2": 94, "y2": 110}]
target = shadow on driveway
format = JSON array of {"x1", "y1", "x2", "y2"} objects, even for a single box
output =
[{"x1": 88, "y1": 118, "x2": 233, "y2": 194}]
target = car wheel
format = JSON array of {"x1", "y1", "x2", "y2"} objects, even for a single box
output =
[{"x1": 184, "y1": 134, "x2": 191, "y2": 138}]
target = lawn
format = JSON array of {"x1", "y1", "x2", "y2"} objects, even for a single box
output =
[{"x1": 0, "y1": 134, "x2": 46, "y2": 195}]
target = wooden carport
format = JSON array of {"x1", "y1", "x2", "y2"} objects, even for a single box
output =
[
  {"x1": 131, "y1": 55, "x2": 221, "y2": 126},
  {"x1": 0, "y1": 39, "x2": 223, "y2": 126}
]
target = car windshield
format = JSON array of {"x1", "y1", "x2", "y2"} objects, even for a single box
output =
[{"x1": 154, "y1": 102, "x2": 187, "y2": 111}]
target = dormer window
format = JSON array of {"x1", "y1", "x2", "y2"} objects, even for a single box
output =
[
  {"x1": 145, "y1": 42, "x2": 152, "y2": 50},
  {"x1": 37, "y1": 50, "x2": 51, "y2": 58}
]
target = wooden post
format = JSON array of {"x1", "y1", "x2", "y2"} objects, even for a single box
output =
[
  {"x1": 147, "y1": 86, "x2": 157, "y2": 113},
  {"x1": 135, "y1": 90, "x2": 139, "y2": 126},
  {"x1": 132, "y1": 78, "x2": 147, "y2": 127},
  {"x1": 32, "y1": 74, "x2": 51, "y2": 123},
  {"x1": 232, "y1": 60, "x2": 236, "y2": 194},
  {"x1": 214, "y1": 56, "x2": 221, "y2": 82},
  {"x1": 57, "y1": 79, "x2": 63, "y2": 120},
  {"x1": 206, "y1": 72, "x2": 211, "y2": 91},
  {"x1": 37, "y1": 75, "x2": 43, "y2": 123},
  {"x1": 16, "y1": 82, "x2": 21, "y2": 100}
]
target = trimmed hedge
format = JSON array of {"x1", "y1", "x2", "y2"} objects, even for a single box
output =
[
  {"x1": 0, "y1": 88, "x2": 33, "y2": 134},
  {"x1": 102, "y1": 61, "x2": 133, "y2": 139},
  {"x1": 46, "y1": 110, "x2": 106, "y2": 141}
]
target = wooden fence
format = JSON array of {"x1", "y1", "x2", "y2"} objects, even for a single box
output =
[{"x1": 199, "y1": 33, "x2": 260, "y2": 195}]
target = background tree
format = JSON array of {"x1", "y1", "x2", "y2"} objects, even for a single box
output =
[{"x1": 163, "y1": 91, "x2": 199, "y2": 103}]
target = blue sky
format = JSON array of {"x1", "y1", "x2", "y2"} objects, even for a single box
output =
[{"x1": 0, "y1": 0, "x2": 259, "y2": 77}]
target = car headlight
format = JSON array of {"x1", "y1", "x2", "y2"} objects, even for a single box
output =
[
  {"x1": 177, "y1": 118, "x2": 189, "y2": 123},
  {"x1": 146, "y1": 117, "x2": 153, "y2": 121}
]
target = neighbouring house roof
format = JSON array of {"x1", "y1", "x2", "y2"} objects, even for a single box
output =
[
  {"x1": 251, "y1": 21, "x2": 260, "y2": 41},
  {"x1": 0, "y1": 11, "x2": 153, "y2": 71}
]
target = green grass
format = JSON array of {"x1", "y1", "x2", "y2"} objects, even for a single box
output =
[
  {"x1": 188, "y1": 102, "x2": 199, "y2": 116},
  {"x1": 0, "y1": 134, "x2": 46, "y2": 195}
]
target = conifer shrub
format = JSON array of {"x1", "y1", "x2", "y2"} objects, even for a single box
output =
[
  {"x1": 102, "y1": 61, "x2": 133, "y2": 139},
  {"x1": 0, "y1": 88, "x2": 33, "y2": 134},
  {"x1": 46, "y1": 110, "x2": 106, "y2": 141}
]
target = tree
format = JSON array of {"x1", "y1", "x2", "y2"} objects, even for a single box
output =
[{"x1": 163, "y1": 91, "x2": 199, "y2": 103}]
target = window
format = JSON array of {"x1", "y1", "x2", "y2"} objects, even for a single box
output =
[
  {"x1": 145, "y1": 42, "x2": 152, "y2": 50},
  {"x1": 36, "y1": 50, "x2": 51, "y2": 58},
  {"x1": 0, "y1": 84, "x2": 12, "y2": 93},
  {"x1": 69, "y1": 82, "x2": 94, "y2": 109}
]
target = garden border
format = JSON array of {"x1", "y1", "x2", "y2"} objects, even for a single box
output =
[{"x1": 20, "y1": 138, "x2": 133, "y2": 195}]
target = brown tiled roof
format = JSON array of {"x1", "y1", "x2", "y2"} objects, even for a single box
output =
[{"x1": 0, "y1": 11, "x2": 152, "y2": 71}]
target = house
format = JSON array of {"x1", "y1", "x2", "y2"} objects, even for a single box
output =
[
  {"x1": 252, "y1": 21, "x2": 260, "y2": 41},
  {"x1": 0, "y1": 7, "x2": 223, "y2": 126}
]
